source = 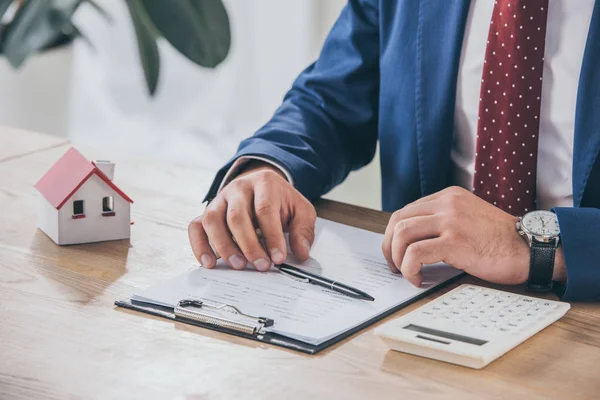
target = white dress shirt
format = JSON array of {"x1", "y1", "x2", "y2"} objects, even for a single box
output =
[{"x1": 222, "y1": 1, "x2": 595, "y2": 212}]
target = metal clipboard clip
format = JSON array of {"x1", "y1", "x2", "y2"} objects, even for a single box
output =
[{"x1": 174, "y1": 299, "x2": 274, "y2": 336}]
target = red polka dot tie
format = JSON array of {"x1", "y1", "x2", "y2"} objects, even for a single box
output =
[{"x1": 473, "y1": 0, "x2": 549, "y2": 216}]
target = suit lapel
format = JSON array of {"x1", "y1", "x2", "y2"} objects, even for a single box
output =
[
  {"x1": 573, "y1": 0, "x2": 600, "y2": 207},
  {"x1": 415, "y1": 0, "x2": 471, "y2": 196}
]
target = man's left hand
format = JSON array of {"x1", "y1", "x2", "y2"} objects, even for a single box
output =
[{"x1": 382, "y1": 186, "x2": 564, "y2": 287}]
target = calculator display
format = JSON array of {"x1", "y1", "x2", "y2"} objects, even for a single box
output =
[{"x1": 403, "y1": 324, "x2": 488, "y2": 346}]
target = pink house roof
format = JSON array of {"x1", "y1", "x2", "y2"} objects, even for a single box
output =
[{"x1": 34, "y1": 147, "x2": 134, "y2": 210}]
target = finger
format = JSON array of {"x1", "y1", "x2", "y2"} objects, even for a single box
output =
[
  {"x1": 393, "y1": 200, "x2": 438, "y2": 221},
  {"x1": 401, "y1": 238, "x2": 447, "y2": 287},
  {"x1": 383, "y1": 202, "x2": 438, "y2": 270},
  {"x1": 288, "y1": 201, "x2": 317, "y2": 261},
  {"x1": 390, "y1": 215, "x2": 442, "y2": 272},
  {"x1": 224, "y1": 193, "x2": 271, "y2": 271},
  {"x1": 382, "y1": 217, "x2": 400, "y2": 273},
  {"x1": 254, "y1": 184, "x2": 287, "y2": 264},
  {"x1": 188, "y1": 216, "x2": 216, "y2": 268},
  {"x1": 202, "y1": 198, "x2": 248, "y2": 270}
]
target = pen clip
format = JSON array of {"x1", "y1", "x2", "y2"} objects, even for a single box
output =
[{"x1": 277, "y1": 267, "x2": 310, "y2": 284}]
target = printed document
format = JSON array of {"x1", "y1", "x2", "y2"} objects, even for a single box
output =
[{"x1": 133, "y1": 218, "x2": 462, "y2": 345}]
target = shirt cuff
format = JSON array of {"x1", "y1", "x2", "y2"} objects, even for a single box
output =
[{"x1": 217, "y1": 155, "x2": 295, "y2": 193}]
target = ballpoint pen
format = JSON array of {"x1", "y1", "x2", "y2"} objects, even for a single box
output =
[
  {"x1": 276, "y1": 263, "x2": 375, "y2": 301},
  {"x1": 210, "y1": 231, "x2": 375, "y2": 301}
]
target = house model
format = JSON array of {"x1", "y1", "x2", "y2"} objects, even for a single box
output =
[{"x1": 34, "y1": 147, "x2": 133, "y2": 245}]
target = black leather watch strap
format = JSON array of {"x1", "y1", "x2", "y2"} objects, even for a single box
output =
[{"x1": 526, "y1": 238, "x2": 556, "y2": 292}]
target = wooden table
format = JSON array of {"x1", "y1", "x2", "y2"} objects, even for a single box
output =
[{"x1": 1, "y1": 127, "x2": 599, "y2": 400}]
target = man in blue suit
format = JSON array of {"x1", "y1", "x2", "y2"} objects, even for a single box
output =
[{"x1": 188, "y1": 0, "x2": 600, "y2": 301}]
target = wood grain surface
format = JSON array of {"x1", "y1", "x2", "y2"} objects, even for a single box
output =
[
  {"x1": 1, "y1": 128, "x2": 599, "y2": 400},
  {"x1": 0, "y1": 126, "x2": 68, "y2": 163}
]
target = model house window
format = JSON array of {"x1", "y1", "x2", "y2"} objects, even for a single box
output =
[
  {"x1": 73, "y1": 200, "x2": 84, "y2": 218},
  {"x1": 102, "y1": 196, "x2": 114, "y2": 212},
  {"x1": 102, "y1": 196, "x2": 115, "y2": 216}
]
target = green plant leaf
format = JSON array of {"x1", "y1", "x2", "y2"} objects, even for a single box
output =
[
  {"x1": 3, "y1": 0, "x2": 81, "y2": 68},
  {"x1": 0, "y1": 0, "x2": 13, "y2": 51},
  {"x1": 0, "y1": 0, "x2": 12, "y2": 21},
  {"x1": 140, "y1": 0, "x2": 230, "y2": 68},
  {"x1": 125, "y1": 0, "x2": 160, "y2": 95},
  {"x1": 188, "y1": 0, "x2": 230, "y2": 65},
  {"x1": 3, "y1": 0, "x2": 56, "y2": 67}
]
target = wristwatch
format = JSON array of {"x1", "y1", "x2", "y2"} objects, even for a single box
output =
[{"x1": 516, "y1": 210, "x2": 561, "y2": 292}]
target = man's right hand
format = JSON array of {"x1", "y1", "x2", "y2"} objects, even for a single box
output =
[{"x1": 188, "y1": 162, "x2": 317, "y2": 271}]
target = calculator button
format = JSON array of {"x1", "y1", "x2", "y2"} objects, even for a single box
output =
[
  {"x1": 460, "y1": 286, "x2": 482, "y2": 295},
  {"x1": 518, "y1": 298, "x2": 538, "y2": 307},
  {"x1": 454, "y1": 292, "x2": 470, "y2": 300},
  {"x1": 462, "y1": 301, "x2": 479, "y2": 310},
  {"x1": 527, "y1": 307, "x2": 544, "y2": 316},
  {"x1": 475, "y1": 308, "x2": 492, "y2": 317},
  {"x1": 471, "y1": 293, "x2": 494, "y2": 304},
  {"x1": 476, "y1": 322, "x2": 493, "y2": 330},
  {"x1": 440, "y1": 299, "x2": 453, "y2": 307},
  {"x1": 492, "y1": 298, "x2": 507, "y2": 307},
  {"x1": 506, "y1": 321, "x2": 521, "y2": 330},
  {"x1": 498, "y1": 325, "x2": 512, "y2": 333},
  {"x1": 524, "y1": 310, "x2": 539, "y2": 318},
  {"x1": 498, "y1": 293, "x2": 517, "y2": 302},
  {"x1": 449, "y1": 295, "x2": 463, "y2": 303},
  {"x1": 539, "y1": 301, "x2": 557, "y2": 310},
  {"x1": 495, "y1": 313, "x2": 509, "y2": 321},
  {"x1": 465, "y1": 299, "x2": 479, "y2": 307}
]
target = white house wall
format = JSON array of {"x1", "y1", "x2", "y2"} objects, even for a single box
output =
[
  {"x1": 37, "y1": 196, "x2": 59, "y2": 243},
  {"x1": 57, "y1": 174, "x2": 131, "y2": 245}
]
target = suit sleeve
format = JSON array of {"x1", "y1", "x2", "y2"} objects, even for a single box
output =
[
  {"x1": 204, "y1": 0, "x2": 380, "y2": 202},
  {"x1": 553, "y1": 207, "x2": 600, "y2": 301}
]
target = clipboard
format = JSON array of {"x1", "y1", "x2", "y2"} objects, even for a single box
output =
[{"x1": 114, "y1": 272, "x2": 462, "y2": 355}]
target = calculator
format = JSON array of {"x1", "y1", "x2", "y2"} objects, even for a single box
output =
[{"x1": 375, "y1": 284, "x2": 570, "y2": 369}]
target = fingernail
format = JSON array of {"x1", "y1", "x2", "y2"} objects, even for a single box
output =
[
  {"x1": 303, "y1": 239, "x2": 311, "y2": 252},
  {"x1": 254, "y1": 258, "x2": 271, "y2": 272},
  {"x1": 200, "y1": 253, "x2": 213, "y2": 267},
  {"x1": 270, "y1": 248, "x2": 284, "y2": 264},
  {"x1": 229, "y1": 254, "x2": 246, "y2": 269}
]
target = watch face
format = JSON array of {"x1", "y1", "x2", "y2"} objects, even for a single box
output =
[{"x1": 521, "y1": 210, "x2": 560, "y2": 238}]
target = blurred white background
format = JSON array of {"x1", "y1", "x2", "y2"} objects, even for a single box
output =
[{"x1": 3, "y1": 0, "x2": 381, "y2": 209}]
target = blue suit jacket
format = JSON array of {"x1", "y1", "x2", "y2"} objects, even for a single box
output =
[{"x1": 206, "y1": 0, "x2": 600, "y2": 301}]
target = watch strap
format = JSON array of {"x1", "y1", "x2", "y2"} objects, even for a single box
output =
[{"x1": 526, "y1": 238, "x2": 556, "y2": 292}]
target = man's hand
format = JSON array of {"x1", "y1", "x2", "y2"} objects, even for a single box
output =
[
  {"x1": 188, "y1": 162, "x2": 317, "y2": 271},
  {"x1": 382, "y1": 186, "x2": 566, "y2": 287}
]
